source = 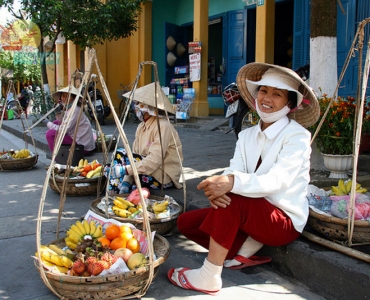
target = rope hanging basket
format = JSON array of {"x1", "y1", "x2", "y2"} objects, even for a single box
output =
[
  {"x1": 0, "y1": 154, "x2": 38, "y2": 171},
  {"x1": 90, "y1": 194, "x2": 183, "y2": 236},
  {"x1": 308, "y1": 208, "x2": 370, "y2": 243},
  {"x1": 34, "y1": 235, "x2": 170, "y2": 300},
  {"x1": 48, "y1": 173, "x2": 107, "y2": 196}
]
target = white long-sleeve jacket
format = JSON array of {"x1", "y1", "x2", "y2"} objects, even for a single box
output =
[{"x1": 222, "y1": 117, "x2": 311, "y2": 233}]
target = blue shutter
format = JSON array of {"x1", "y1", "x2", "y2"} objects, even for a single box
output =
[
  {"x1": 224, "y1": 10, "x2": 247, "y2": 84},
  {"x1": 293, "y1": 0, "x2": 310, "y2": 70}
]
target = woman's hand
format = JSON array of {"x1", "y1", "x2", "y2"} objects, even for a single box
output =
[{"x1": 197, "y1": 175, "x2": 234, "y2": 209}]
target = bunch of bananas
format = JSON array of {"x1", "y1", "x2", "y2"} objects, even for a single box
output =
[
  {"x1": 78, "y1": 159, "x2": 89, "y2": 168},
  {"x1": 11, "y1": 148, "x2": 31, "y2": 159},
  {"x1": 152, "y1": 200, "x2": 169, "y2": 214},
  {"x1": 65, "y1": 220, "x2": 103, "y2": 250},
  {"x1": 112, "y1": 196, "x2": 138, "y2": 218},
  {"x1": 35, "y1": 244, "x2": 74, "y2": 274},
  {"x1": 331, "y1": 179, "x2": 368, "y2": 196}
]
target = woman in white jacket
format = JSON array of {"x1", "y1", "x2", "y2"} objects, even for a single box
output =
[{"x1": 168, "y1": 62, "x2": 320, "y2": 295}]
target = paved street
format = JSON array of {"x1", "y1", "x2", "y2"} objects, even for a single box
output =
[{"x1": 0, "y1": 117, "x2": 329, "y2": 300}]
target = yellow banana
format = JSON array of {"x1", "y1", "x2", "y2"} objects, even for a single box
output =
[
  {"x1": 92, "y1": 224, "x2": 103, "y2": 238},
  {"x1": 331, "y1": 186, "x2": 345, "y2": 196},
  {"x1": 75, "y1": 221, "x2": 87, "y2": 236},
  {"x1": 128, "y1": 206, "x2": 138, "y2": 213},
  {"x1": 113, "y1": 199, "x2": 128, "y2": 209},
  {"x1": 48, "y1": 244, "x2": 67, "y2": 256},
  {"x1": 115, "y1": 197, "x2": 135, "y2": 207},
  {"x1": 82, "y1": 220, "x2": 90, "y2": 235},
  {"x1": 90, "y1": 159, "x2": 97, "y2": 167},
  {"x1": 35, "y1": 245, "x2": 57, "y2": 257},
  {"x1": 78, "y1": 159, "x2": 84, "y2": 168},
  {"x1": 41, "y1": 251, "x2": 64, "y2": 267},
  {"x1": 112, "y1": 205, "x2": 131, "y2": 213},
  {"x1": 113, "y1": 209, "x2": 131, "y2": 218},
  {"x1": 152, "y1": 200, "x2": 169, "y2": 214},
  {"x1": 356, "y1": 183, "x2": 362, "y2": 190},
  {"x1": 70, "y1": 224, "x2": 84, "y2": 237},
  {"x1": 65, "y1": 239, "x2": 77, "y2": 250},
  {"x1": 338, "y1": 179, "x2": 346, "y2": 194},
  {"x1": 345, "y1": 180, "x2": 352, "y2": 194},
  {"x1": 356, "y1": 188, "x2": 368, "y2": 193},
  {"x1": 40, "y1": 258, "x2": 69, "y2": 273},
  {"x1": 83, "y1": 159, "x2": 88, "y2": 166},
  {"x1": 61, "y1": 255, "x2": 73, "y2": 268},
  {"x1": 86, "y1": 170, "x2": 95, "y2": 178},
  {"x1": 65, "y1": 233, "x2": 80, "y2": 244},
  {"x1": 89, "y1": 221, "x2": 97, "y2": 236},
  {"x1": 93, "y1": 166, "x2": 102, "y2": 175}
]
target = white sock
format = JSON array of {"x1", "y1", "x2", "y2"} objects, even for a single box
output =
[
  {"x1": 224, "y1": 236, "x2": 263, "y2": 268},
  {"x1": 171, "y1": 258, "x2": 222, "y2": 291}
]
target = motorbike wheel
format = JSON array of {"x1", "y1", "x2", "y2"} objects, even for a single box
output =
[
  {"x1": 97, "y1": 111, "x2": 105, "y2": 125},
  {"x1": 234, "y1": 106, "x2": 252, "y2": 138}
]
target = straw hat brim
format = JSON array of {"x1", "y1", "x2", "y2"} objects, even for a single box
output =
[
  {"x1": 236, "y1": 62, "x2": 319, "y2": 128},
  {"x1": 167, "y1": 52, "x2": 177, "y2": 67},
  {"x1": 123, "y1": 82, "x2": 175, "y2": 114},
  {"x1": 166, "y1": 36, "x2": 176, "y2": 51},
  {"x1": 52, "y1": 86, "x2": 82, "y2": 102}
]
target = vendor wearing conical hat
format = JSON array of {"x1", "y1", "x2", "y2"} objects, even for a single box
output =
[
  {"x1": 45, "y1": 86, "x2": 95, "y2": 155},
  {"x1": 104, "y1": 82, "x2": 183, "y2": 194},
  {"x1": 167, "y1": 63, "x2": 319, "y2": 295}
]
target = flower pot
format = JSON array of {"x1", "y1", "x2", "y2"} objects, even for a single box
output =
[{"x1": 321, "y1": 153, "x2": 353, "y2": 179}]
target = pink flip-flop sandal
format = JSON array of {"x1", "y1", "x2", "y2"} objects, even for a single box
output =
[
  {"x1": 225, "y1": 255, "x2": 272, "y2": 270},
  {"x1": 167, "y1": 268, "x2": 220, "y2": 296}
]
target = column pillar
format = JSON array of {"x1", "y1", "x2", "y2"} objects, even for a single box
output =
[
  {"x1": 192, "y1": 0, "x2": 209, "y2": 116},
  {"x1": 255, "y1": 0, "x2": 275, "y2": 63}
]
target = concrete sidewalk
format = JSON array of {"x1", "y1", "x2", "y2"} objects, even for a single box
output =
[{"x1": 1, "y1": 115, "x2": 370, "y2": 300}]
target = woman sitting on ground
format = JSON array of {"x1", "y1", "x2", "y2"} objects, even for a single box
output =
[
  {"x1": 167, "y1": 62, "x2": 320, "y2": 295},
  {"x1": 104, "y1": 83, "x2": 183, "y2": 194},
  {"x1": 44, "y1": 86, "x2": 95, "y2": 155}
]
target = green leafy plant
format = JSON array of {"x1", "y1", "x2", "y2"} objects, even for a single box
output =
[{"x1": 309, "y1": 94, "x2": 370, "y2": 155}]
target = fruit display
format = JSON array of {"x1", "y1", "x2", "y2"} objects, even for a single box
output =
[
  {"x1": 0, "y1": 148, "x2": 34, "y2": 159},
  {"x1": 330, "y1": 179, "x2": 368, "y2": 196},
  {"x1": 34, "y1": 220, "x2": 149, "y2": 277},
  {"x1": 51, "y1": 159, "x2": 103, "y2": 179}
]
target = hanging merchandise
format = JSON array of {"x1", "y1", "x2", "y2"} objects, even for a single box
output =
[{"x1": 188, "y1": 41, "x2": 202, "y2": 54}]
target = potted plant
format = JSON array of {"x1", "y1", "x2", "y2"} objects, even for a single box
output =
[{"x1": 309, "y1": 94, "x2": 370, "y2": 178}]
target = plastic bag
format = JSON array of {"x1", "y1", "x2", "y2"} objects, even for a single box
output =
[
  {"x1": 306, "y1": 193, "x2": 332, "y2": 212},
  {"x1": 329, "y1": 193, "x2": 370, "y2": 220}
]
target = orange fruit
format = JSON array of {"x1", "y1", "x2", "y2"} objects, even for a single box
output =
[
  {"x1": 110, "y1": 237, "x2": 127, "y2": 250},
  {"x1": 98, "y1": 236, "x2": 111, "y2": 248},
  {"x1": 83, "y1": 165, "x2": 92, "y2": 172},
  {"x1": 105, "y1": 224, "x2": 121, "y2": 241},
  {"x1": 120, "y1": 231, "x2": 134, "y2": 242},
  {"x1": 81, "y1": 171, "x2": 87, "y2": 177},
  {"x1": 93, "y1": 163, "x2": 101, "y2": 170},
  {"x1": 126, "y1": 237, "x2": 140, "y2": 253}
]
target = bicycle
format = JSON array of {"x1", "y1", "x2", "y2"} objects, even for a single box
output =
[{"x1": 117, "y1": 84, "x2": 138, "y2": 123}]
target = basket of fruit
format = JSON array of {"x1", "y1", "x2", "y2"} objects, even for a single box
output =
[
  {"x1": 95, "y1": 134, "x2": 117, "y2": 152},
  {"x1": 0, "y1": 148, "x2": 38, "y2": 171},
  {"x1": 89, "y1": 188, "x2": 183, "y2": 236},
  {"x1": 307, "y1": 179, "x2": 370, "y2": 243},
  {"x1": 34, "y1": 219, "x2": 170, "y2": 300},
  {"x1": 48, "y1": 159, "x2": 106, "y2": 196}
]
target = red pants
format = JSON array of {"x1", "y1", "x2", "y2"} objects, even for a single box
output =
[{"x1": 177, "y1": 193, "x2": 300, "y2": 260}]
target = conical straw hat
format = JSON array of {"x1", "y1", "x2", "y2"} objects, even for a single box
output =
[
  {"x1": 167, "y1": 52, "x2": 177, "y2": 67},
  {"x1": 166, "y1": 36, "x2": 176, "y2": 51},
  {"x1": 123, "y1": 82, "x2": 175, "y2": 114},
  {"x1": 236, "y1": 62, "x2": 319, "y2": 128},
  {"x1": 52, "y1": 86, "x2": 82, "y2": 102},
  {"x1": 176, "y1": 43, "x2": 186, "y2": 57}
]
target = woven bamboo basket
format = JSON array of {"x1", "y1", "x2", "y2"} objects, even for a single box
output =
[
  {"x1": 49, "y1": 174, "x2": 106, "y2": 196},
  {"x1": 90, "y1": 194, "x2": 183, "y2": 236},
  {"x1": 308, "y1": 208, "x2": 370, "y2": 243},
  {"x1": 95, "y1": 136, "x2": 117, "y2": 152},
  {"x1": 34, "y1": 235, "x2": 170, "y2": 300},
  {"x1": 0, "y1": 154, "x2": 38, "y2": 171}
]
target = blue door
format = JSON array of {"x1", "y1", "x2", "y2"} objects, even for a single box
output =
[{"x1": 222, "y1": 10, "x2": 247, "y2": 87}]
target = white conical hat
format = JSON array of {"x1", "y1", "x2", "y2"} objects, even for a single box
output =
[
  {"x1": 177, "y1": 43, "x2": 186, "y2": 57},
  {"x1": 166, "y1": 36, "x2": 176, "y2": 51},
  {"x1": 167, "y1": 52, "x2": 177, "y2": 67},
  {"x1": 123, "y1": 82, "x2": 175, "y2": 114},
  {"x1": 52, "y1": 86, "x2": 82, "y2": 102}
]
